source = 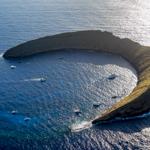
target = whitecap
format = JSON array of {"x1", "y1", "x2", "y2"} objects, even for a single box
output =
[
  {"x1": 70, "y1": 121, "x2": 92, "y2": 132},
  {"x1": 0, "y1": 53, "x2": 4, "y2": 59},
  {"x1": 111, "y1": 112, "x2": 150, "y2": 122}
]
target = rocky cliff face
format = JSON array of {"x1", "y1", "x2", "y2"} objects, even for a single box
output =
[{"x1": 3, "y1": 30, "x2": 150, "y2": 123}]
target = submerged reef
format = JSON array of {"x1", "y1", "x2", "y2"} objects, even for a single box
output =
[{"x1": 3, "y1": 30, "x2": 150, "y2": 123}]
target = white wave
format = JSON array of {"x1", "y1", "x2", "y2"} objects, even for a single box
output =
[
  {"x1": 70, "y1": 121, "x2": 92, "y2": 132},
  {"x1": 110, "y1": 112, "x2": 150, "y2": 122},
  {"x1": 132, "y1": 112, "x2": 150, "y2": 119},
  {"x1": 92, "y1": 112, "x2": 150, "y2": 125},
  {"x1": 142, "y1": 127, "x2": 150, "y2": 138},
  {"x1": 124, "y1": 112, "x2": 150, "y2": 120},
  {"x1": 0, "y1": 53, "x2": 4, "y2": 59}
]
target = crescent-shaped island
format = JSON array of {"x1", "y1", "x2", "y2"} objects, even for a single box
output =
[{"x1": 3, "y1": 30, "x2": 150, "y2": 124}]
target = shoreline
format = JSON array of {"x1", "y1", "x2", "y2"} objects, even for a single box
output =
[{"x1": 3, "y1": 30, "x2": 150, "y2": 123}]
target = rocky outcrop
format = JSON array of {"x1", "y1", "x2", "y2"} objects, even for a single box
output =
[{"x1": 3, "y1": 30, "x2": 150, "y2": 123}]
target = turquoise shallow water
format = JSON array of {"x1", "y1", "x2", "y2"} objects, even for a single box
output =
[{"x1": 0, "y1": 0, "x2": 150, "y2": 149}]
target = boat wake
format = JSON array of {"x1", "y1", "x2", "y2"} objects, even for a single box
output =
[
  {"x1": 23, "y1": 78, "x2": 43, "y2": 82},
  {"x1": 70, "y1": 121, "x2": 92, "y2": 132},
  {"x1": 0, "y1": 78, "x2": 46, "y2": 84}
]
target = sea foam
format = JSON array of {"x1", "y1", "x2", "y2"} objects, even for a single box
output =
[
  {"x1": 70, "y1": 121, "x2": 92, "y2": 132},
  {"x1": 0, "y1": 53, "x2": 4, "y2": 59}
]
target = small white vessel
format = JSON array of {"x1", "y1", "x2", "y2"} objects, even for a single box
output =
[
  {"x1": 24, "y1": 117, "x2": 31, "y2": 122},
  {"x1": 40, "y1": 77, "x2": 46, "y2": 82},
  {"x1": 112, "y1": 96, "x2": 118, "y2": 99},
  {"x1": 108, "y1": 74, "x2": 117, "y2": 80},
  {"x1": 10, "y1": 65, "x2": 16, "y2": 69},
  {"x1": 93, "y1": 103, "x2": 101, "y2": 108},
  {"x1": 11, "y1": 110, "x2": 17, "y2": 115},
  {"x1": 74, "y1": 109, "x2": 81, "y2": 115}
]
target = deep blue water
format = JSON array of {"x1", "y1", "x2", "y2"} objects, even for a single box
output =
[
  {"x1": 0, "y1": 50, "x2": 138, "y2": 149},
  {"x1": 0, "y1": 0, "x2": 150, "y2": 150}
]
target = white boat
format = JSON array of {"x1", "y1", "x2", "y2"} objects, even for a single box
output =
[
  {"x1": 40, "y1": 77, "x2": 46, "y2": 82},
  {"x1": 24, "y1": 117, "x2": 31, "y2": 122},
  {"x1": 11, "y1": 110, "x2": 17, "y2": 115},
  {"x1": 74, "y1": 109, "x2": 81, "y2": 115},
  {"x1": 112, "y1": 96, "x2": 118, "y2": 99},
  {"x1": 93, "y1": 103, "x2": 101, "y2": 108},
  {"x1": 10, "y1": 65, "x2": 16, "y2": 69},
  {"x1": 108, "y1": 74, "x2": 117, "y2": 80}
]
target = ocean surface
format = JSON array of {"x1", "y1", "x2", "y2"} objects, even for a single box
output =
[{"x1": 0, "y1": 0, "x2": 150, "y2": 150}]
